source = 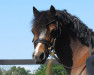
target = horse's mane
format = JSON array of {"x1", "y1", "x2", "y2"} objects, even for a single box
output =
[
  {"x1": 57, "y1": 10, "x2": 94, "y2": 48},
  {"x1": 32, "y1": 9, "x2": 94, "y2": 48}
]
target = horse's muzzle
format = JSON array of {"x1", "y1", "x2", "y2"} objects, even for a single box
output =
[{"x1": 32, "y1": 52, "x2": 46, "y2": 64}]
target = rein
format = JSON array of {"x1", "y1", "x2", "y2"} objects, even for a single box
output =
[
  {"x1": 50, "y1": 52, "x2": 86, "y2": 69},
  {"x1": 49, "y1": 49, "x2": 86, "y2": 75}
]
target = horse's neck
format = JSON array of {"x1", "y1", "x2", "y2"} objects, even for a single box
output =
[
  {"x1": 70, "y1": 38, "x2": 89, "y2": 65},
  {"x1": 70, "y1": 38, "x2": 90, "y2": 75},
  {"x1": 55, "y1": 37, "x2": 90, "y2": 74}
]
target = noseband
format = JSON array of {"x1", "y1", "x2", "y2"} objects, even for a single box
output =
[{"x1": 34, "y1": 39, "x2": 52, "y2": 47}]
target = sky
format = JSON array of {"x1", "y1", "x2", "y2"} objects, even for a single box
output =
[{"x1": 0, "y1": 0, "x2": 94, "y2": 73}]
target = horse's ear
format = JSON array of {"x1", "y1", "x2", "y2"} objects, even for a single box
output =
[
  {"x1": 50, "y1": 5, "x2": 56, "y2": 16},
  {"x1": 33, "y1": 7, "x2": 39, "y2": 16}
]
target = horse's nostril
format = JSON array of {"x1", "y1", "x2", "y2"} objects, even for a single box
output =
[{"x1": 39, "y1": 52, "x2": 45, "y2": 60}]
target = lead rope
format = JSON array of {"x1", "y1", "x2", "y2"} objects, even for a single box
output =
[
  {"x1": 46, "y1": 51, "x2": 55, "y2": 75},
  {"x1": 79, "y1": 65, "x2": 86, "y2": 75},
  {"x1": 53, "y1": 53, "x2": 86, "y2": 69},
  {"x1": 50, "y1": 50, "x2": 87, "y2": 75}
]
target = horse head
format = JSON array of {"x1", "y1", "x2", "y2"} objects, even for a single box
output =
[{"x1": 32, "y1": 5, "x2": 60, "y2": 63}]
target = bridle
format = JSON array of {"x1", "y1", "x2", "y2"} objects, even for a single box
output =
[
  {"x1": 32, "y1": 15, "x2": 89, "y2": 75},
  {"x1": 33, "y1": 15, "x2": 61, "y2": 53}
]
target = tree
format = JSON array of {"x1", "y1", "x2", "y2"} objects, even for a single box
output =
[
  {"x1": 35, "y1": 65, "x2": 47, "y2": 75},
  {"x1": 51, "y1": 65, "x2": 67, "y2": 75},
  {"x1": 5, "y1": 66, "x2": 32, "y2": 75},
  {"x1": 0, "y1": 68, "x2": 3, "y2": 75},
  {"x1": 35, "y1": 65, "x2": 67, "y2": 75}
]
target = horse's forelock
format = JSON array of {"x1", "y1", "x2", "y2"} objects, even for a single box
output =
[{"x1": 32, "y1": 11, "x2": 51, "y2": 33}]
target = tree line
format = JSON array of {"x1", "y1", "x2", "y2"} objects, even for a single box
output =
[{"x1": 0, "y1": 65, "x2": 67, "y2": 75}]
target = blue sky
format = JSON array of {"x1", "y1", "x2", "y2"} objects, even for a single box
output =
[{"x1": 0, "y1": 0, "x2": 94, "y2": 72}]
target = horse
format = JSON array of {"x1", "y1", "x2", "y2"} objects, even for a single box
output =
[{"x1": 31, "y1": 5, "x2": 94, "y2": 75}]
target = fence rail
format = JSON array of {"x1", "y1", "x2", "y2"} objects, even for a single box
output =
[{"x1": 0, "y1": 59, "x2": 59, "y2": 65}]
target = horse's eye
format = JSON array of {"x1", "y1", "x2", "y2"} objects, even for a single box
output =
[{"x1": 50, "y1": 29, "x2": 56, "y2": 37}]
